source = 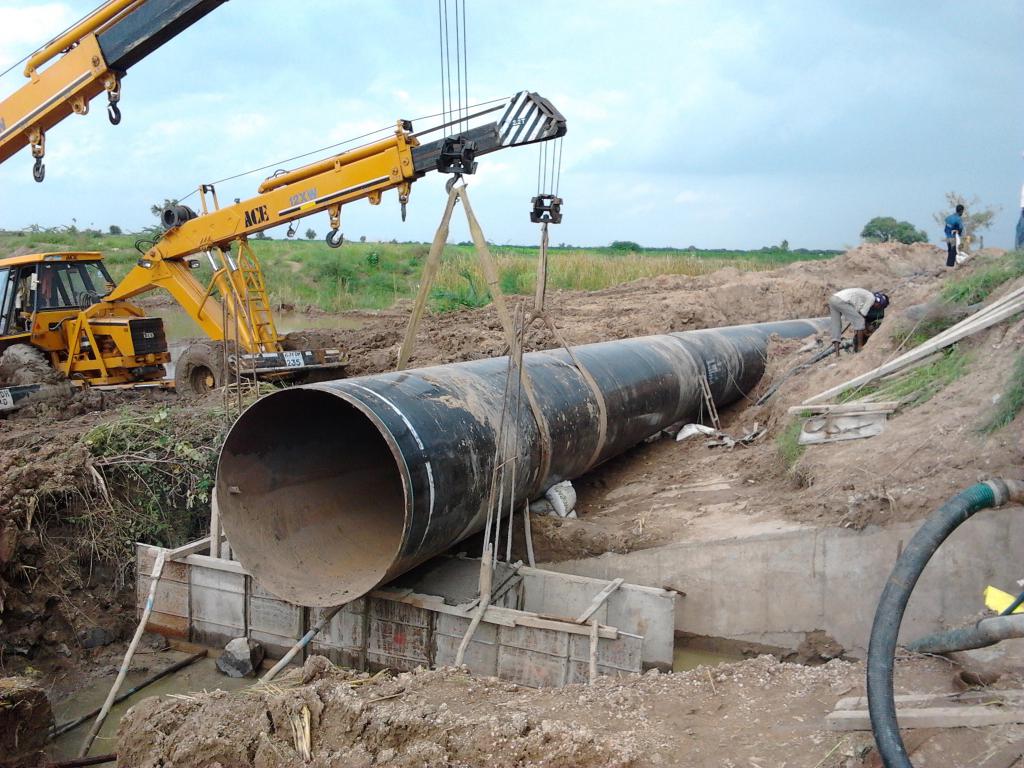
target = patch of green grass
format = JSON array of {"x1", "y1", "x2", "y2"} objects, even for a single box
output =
[
  {"x1": 890, "y1": 315, "x2": 960, "y2": 349},
  {"x1": 980, "y1": 352, "x2": 1024, "y2": 434},
  {"x1": 430, "y1": 268, "x2": 490, "y2": 312},
  {"x1": 777, "y1": 414, "x2": 808, "y2": 470},
  {"x1": 837, "y1": 346, "x2": 969, "y2": 409},
  {"x1": 941, "y1": 251, "x2": 1024, "y2": 305},
  {"x1": 0, "y1": 229, "x2": 841, "y2": 314}
]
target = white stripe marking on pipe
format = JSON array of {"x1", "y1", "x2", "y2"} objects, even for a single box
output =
[{"x1": 346, "y1": 383, "x2": 436, "y2": 545}]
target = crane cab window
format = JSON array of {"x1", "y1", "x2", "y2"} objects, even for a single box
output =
[
  {"x1": 0, "y1": 268, "x2": 14, "y2": 337},
  {"x1": 36, "y1": 261, "x2": 113, "y2": 310}
]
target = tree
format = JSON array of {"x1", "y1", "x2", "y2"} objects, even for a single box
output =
[
  {"x1": 305, "y1": 228, "x2": 316, "y2": 240},
  {"x1": 150, "y1": 198, "x2": 178, "y2": 219},
  {"x1": 108, "y1": 225, "x2": 122, "y2": 235},
  {"x1": 359, "y1": 235, "x2": 367, "y2": 243},
  {"x1": 860, "y1": 216, "x2": 928, "y2": 244},
  {"x1": 932, "y1": 192, "x2": 999, "y2": 240},
  {"x1": 610, "y1": 240, "x2": 642, "y2": 251}
]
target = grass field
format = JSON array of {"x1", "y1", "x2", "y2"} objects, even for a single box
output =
[{"x1": 0, "y1": 228, "x2": 840, "y2": 313}]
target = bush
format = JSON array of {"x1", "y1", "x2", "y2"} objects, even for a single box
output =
[
  {"x1": 609, "y1": 240, "x2": 642, "y2": 252},
  {"x1": 860, "y1": 216, "x2": 928, "y2": 244}
]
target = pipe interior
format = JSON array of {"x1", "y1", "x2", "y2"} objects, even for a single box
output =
[{"x1": 217, "y1": 388, "x2": 406, "y2": 607}]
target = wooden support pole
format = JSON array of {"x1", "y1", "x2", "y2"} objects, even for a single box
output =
[{"x1": 79, "y1": 550, "x2": 166, "y2": 757}]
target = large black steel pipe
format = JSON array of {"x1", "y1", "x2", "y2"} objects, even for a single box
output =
[{"x1": 216, "y1": 318, "x2": 826, "y2": 606}]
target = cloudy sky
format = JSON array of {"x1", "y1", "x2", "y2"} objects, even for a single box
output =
[{"x1": 1, "y1": 0, "x2": 1021, "y2": 249}]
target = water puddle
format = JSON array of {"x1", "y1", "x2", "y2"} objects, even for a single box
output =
[
  {"x1": 672, "y1": 636, "x2": 746, "y2": 672},
  {"x1": 48, "y1": 653, "x2": 250, "y2": 760}
]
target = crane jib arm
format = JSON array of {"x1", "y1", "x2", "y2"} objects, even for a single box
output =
[
  {"x1": 411, "y1": 91, "x2": 566, "y2": 176},
  {"x1": 96, "y1": 0, "x2": 229, "y2": 72}
]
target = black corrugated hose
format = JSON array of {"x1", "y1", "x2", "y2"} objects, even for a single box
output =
[{"x1": 866, "y1": 478, "x2": 1023, "y2": 768}]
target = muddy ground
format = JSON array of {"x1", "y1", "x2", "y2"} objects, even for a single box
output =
[
  {"x1": 115, "y1": 652, "x2": 1024, "y2": 768},
  {"x1": 3, "y1": 242, "x2": 1024, "y2": 765}
]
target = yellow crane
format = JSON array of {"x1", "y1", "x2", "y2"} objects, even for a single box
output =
[{"x1": 0, "y1": 1, "x2": 566, "y2": 402}]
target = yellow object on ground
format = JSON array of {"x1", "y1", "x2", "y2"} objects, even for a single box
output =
[{"x1": 984, "y1": 585, "x2": 1024, "y2": 614}]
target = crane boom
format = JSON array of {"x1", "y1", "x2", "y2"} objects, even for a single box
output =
[
  {"x1": 104, "y1": 91, "x2": 565, "y2": 357},
  {"x1": 0, "y1": 0, "x2": 228, "y2": 180}
]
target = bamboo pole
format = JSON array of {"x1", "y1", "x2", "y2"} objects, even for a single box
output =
[
  {"x1": 52, "y1": 651, "x2": 205, "y2": 738},
  {"x1": 261, "y1": 604, "x2": 344, "y2": 683},
  {"x1": 79, "y1": 551, "x2": 166, "y2": 757},
  {"x1": 455, "y1": 546, "x2": 494, "y2": 666}
]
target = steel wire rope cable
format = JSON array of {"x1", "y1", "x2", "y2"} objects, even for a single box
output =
[{"x1": 169, "y1": 95, "x2": 510, "y2": 205}]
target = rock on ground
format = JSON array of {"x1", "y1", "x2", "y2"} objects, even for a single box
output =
[{"x1": 216, "y1": 637, "x2": 265, "y2": 678}]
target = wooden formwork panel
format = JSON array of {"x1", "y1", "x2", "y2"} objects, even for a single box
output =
[
  {"x1": 569, "y1": 633, "x2": 643, "y2": 672},
  {"x1": 248, "y1": 585, "x2": 304, "y2": 657},
  {"x1": 499, "y1": 623, "x2": 569, "y2": 657},
  {"x1": 497, "y1": 645, "x2": 568, "y2": 688},
  {"x1": 434, "y1": 633, "x2": 498, "y2": 674},
  {"x1": 604, "y1": 589, "x2": 675, "y2": 671},
  {"x1": 137, "y1": 574, "x2": 190, "y2": 639},
  {"x1": 367, "y1": 620, "x2": 432, "y2": 666},
  {"x1": 309, "y1": 601, "x2": 366, "y2": 667},
  {"x1": 190, "y1": 564, "x2": 245, "y2": 647},
  {"x1": 435, "y1": 613, "x2": 498, "y2": 644},
  {"x1": 434, "y1": 613, "x2": 499, "y2": 673}
]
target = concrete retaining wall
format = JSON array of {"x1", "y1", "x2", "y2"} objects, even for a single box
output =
[{"x1": 545, "y1": 507, "x2": 1024, "y2": 657}]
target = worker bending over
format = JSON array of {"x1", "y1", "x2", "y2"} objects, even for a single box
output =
[{"x1": 828, "y1": 288, "x2": 889, "y2": 356}]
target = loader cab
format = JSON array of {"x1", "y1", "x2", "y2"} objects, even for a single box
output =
[{"x1": 0, "y1": 252, "x2": 115, "y2": 351}]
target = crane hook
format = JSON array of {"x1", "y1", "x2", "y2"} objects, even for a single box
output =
[
  {"x1": 107, "y1": 102, "x2": 121, "y2": 125},
  {"x1": 32, "y1": 158, "x2": 45, "y2": 183},
  {"x1": 325, "y1": 229, "x2": 344, "y2": 248}
]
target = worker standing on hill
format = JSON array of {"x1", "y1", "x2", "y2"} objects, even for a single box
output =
[
  {"x1": 827, "y1": 288, "x2": 889, "y2": 356},
  {"x1": 944, "y1": 204, "x2": 965, "y2": 267}
]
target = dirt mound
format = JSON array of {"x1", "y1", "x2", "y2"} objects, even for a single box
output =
[
  {"x1": 117, "y1": 658, "x2": 639, "y2": 767},
  {"x1": 315, "y1": 243, "x2": 943, "y2": 376},
  {"x1": 0, "y1": 344, "x2": 63, "y2": 386},
  {"x1": 116, "y1": 651, "x2": 1012, "y2": 768},
  {"x1": 0, "y1": 676, "x2": 54, "y2": 767}
]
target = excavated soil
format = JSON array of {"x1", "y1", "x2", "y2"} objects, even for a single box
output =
[
  {"x1": 5, "y1": 242, "x2": 1024, "y2": 765},
  {"x1": 116, "y1": 652, "x2": 1024, "y2": 768}
]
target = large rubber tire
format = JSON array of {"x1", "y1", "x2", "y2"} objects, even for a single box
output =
[{"x1": 174, "y1": 342, "x2": 228, "y2": 396}]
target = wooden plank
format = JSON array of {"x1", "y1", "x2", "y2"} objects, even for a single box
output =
[
  {"x1": 788, "y1": 401, "x2": 899, "y2": 415},
  {"x1": 575, "y1": 578, "x2": 625, "y2": 623},
  {"x1": 827, "y1": 706, "x2": 1024, "y2": 731},
  {"x1": 835, "y1": 690, "x2": 1024, "y2": 711},
  {"x1": 806, "y1": 293, "x2": 1024, "y2": 404},
  {"x1": 183, "y1": 552, "x2": 247, "y2": 575},
  {"x1": 167, "y1": 536, "x2": 212, "y2": 560}
]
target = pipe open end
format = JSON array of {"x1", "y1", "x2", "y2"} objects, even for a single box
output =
[{"x1": 216, "y1": 387, "x2": 407, "y2": 607}]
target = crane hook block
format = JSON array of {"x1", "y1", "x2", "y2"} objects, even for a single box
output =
[
  {"x1": 530, "y1": 194, "x2": 563, "y2": 224},
  {"x1": 436, "y1": 136, "x2": 478, "y2": 176}
]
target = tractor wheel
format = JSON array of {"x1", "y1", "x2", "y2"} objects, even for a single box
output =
[{"x1": 174, "y1": 342, "x2": 228, "y2": 396}]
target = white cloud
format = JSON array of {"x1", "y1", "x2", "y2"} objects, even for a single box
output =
[{"x1": 0, "y1": 3, "x2": 74, "y2": 73}]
